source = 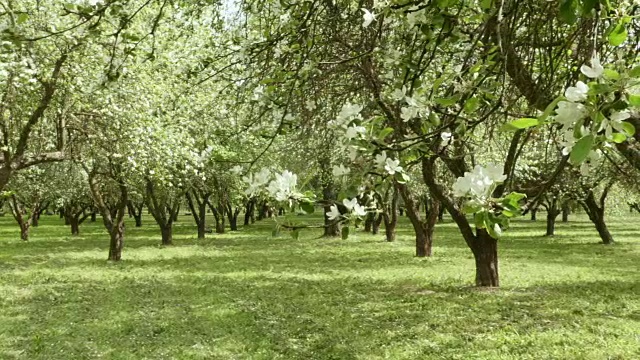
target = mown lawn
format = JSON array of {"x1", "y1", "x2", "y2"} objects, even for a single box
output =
[{"x1": 0, "y1": 212, "x2": 638, "y2": 359}]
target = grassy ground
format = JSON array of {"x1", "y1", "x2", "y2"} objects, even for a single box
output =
[{"x1": 0, "y1": 212, "x2": 638, "y2": 359}]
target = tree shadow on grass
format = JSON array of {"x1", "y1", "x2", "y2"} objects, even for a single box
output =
[{"x1": 1, "y1": 263, "x2": 638, "y2": 360}]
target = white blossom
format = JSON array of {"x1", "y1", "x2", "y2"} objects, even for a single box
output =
[
  {"x1": 441, "y1": 131, "x2": 453, "y2": 146},
  {"x1": 326, "y1": 205, "x2": 342, "y2": 220},
  {"x1": 374, "y1": 151, "x2": 387, "y2": 170},
  {"x1": 267, "y1": 170, "x2": 297, "y2": 201},
  {"x1": 361, "y1": 8, "x2": 376, "y2": 28},
  {"x1": 452, "y1": 163, "x2": 506, "y2": 199},
  {"x1": 343, "y1": 198, "x2": 358, "y2": 211},
  {"x1": 493, "y1": 223, "x2": 502, "y2": 237},
  {"x1": 352, "y1": 203, "x2": 367, "y2": 217},
  {"x1": 332, "y1": 164, "x2": 350, "y2": 177},
  {"x1": 384, "y1": 158, "x2": 403, "y2": 175},
  {"x1": 554, "y1": 101, "x2": 587, "y2": 127},
  {"x1": 564, "y1": 81, "x2": 589, "y2": 102},
  {"x1": 345, "y1": 124, "x2": 366, "y2": 140},
  {"x1": 400, "y1": 106, "x2": 418, "y2": 122},
  {"x1": 581, "y1": 56, "x2": 604, "y2": 79},
  {"x1": 338, "y1": 103, "x2": 363, "y2": 121}
]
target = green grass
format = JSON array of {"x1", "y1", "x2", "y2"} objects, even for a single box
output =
[{"x1": 0, "y1": 212, "x2": 639, "y2": 359}]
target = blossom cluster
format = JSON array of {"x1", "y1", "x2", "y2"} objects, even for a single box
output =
[
  {"x1": 554, "y1": 56, "x2": 633, "y2": 160},
  {"x1": 326, "y1": 198, "x2": 367, "y2": 221},
  {"x1": 452, "y1": 163, "x2": 507, "y2": 201},
  {"x1": 243, "y1": 168, "x2": 299, "y2": 202}
]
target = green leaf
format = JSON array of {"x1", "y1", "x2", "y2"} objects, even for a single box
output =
[
  {"x1": 629, "y1": 94, "x2": 640, "y2": 107},
  {"x1": 395, "y1": 172, "x2": 410, "y2": 184},
  {"x1": 603, "y1": 69, "x2": 620, "y2": 80},
  {"x1": 474, "y1": 211, "x2": 487, "y2": 230},
  {"x1": 434, "y1": 96, "x2": 459, "y2": 106},
  {"x1": 341, "y1": 226, "x2": 350, "y2": 240},
  {"x1": 581, "y1": 0, "x2": 598, "y2": 14},
  {"x1": 610, "y1": 133, "x2": 627, "y2": 143},
  {"x1": 17, "y1": 13, "x2": 28, "y2": 24},
  {"x1": 539, "y1": 96, "x2": 564, "y2": 123},
  {"x1": 621, "y1": 122, "x2": 636, "y2": 137},
  {"x1": 502, "y1": 192, "x2": 527, "y2": 210},
  {"x1": 428, "y1": 112, "x2": 440, "y2": 126},
  {"x1": 608, "y1": 21, "x2": 628, "y2": 46},
  {"x1": 480, "y1": 0, "x2": 492, "y2": 9},
  {"x1": 630, "y1": 66, "x2": 640, "y2": 78},
  {"x1": 463, "y1": 203, "x2": 482, "y2": 214},
  {"x1": 570, "y1": 134, "x2": 594, "y2": 164},
  {"x1": 464, "y1": 97, "x2": 480, "y2": 114},
  {"x1": 589, "y1": 83, "x2": 611, "y2": 95},
  {"x1": 559, "y1": 0, "x2": 577, "y2": 24},
  {"x1": 300, "y1": 202, "x2": 314, "y2": 214},
  {"x1": 378, "y1": 127, "x2": 394, "y2": 141},
  {"x1": 509, "y1": 118, "x2": 539, "y2": 130}
]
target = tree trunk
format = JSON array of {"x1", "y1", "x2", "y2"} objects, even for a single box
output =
[
  {"x1": 197, "y1": 201, "x2": 207, "y2": 238},
  {"x1": 244, "y1": 198, "x2": 255, "y2": 226},
  {"x1": 186, "y1": 191, "x2": 208, "y2": 239},
  {"x1": 382, "y1": 187, "x2": 399, "y2": 242},
  {"x1": 108, "y1": 221, "x2": 125, "y2": 261},
  {"x1": 20, "y1": 224, "x2": 30, "y2": 241},
  {"x1": 530, "y1": 208, "x2": 537, "y2": 221},
  {"x1": 419, "y1": 156, "x2": 500, "y2": 287},
  {"x1": 561, "y1": 203, "x2": 570, "y2": 222},
  {"x1": 228, "y1": 207, "x2": 240, "y2": 231},
  {"x1": 215, "y1": 217, "x2": 225, "y2": 233},
  {"x1": 396, "y1": 183, "x2": 437, "y2": 257},
  {"x1": 384, "y1": 219, "x2": 395, "y2": 242},
  {"x1": 582, "y1": 191, "x2": 614, "y2": 245},
  {"x1": 91, "y1": 211, "x2": 97, "y2": 222},
  {"x1": 546, "y1": 212, "x2": 556, "y2": 236},
  {"x1": 363, "y1": 212, "x2": 374, "y2": 233},
  {"x1": 173, "y1": 206, "x2": 179, "y2": 222},
  {"x1": 31, "y1": 204, "x2": 41, "y2": 227},
  {"x1": 161, "y1": 224, "x2": 173, "y2": 246},
  {"x1": 415, "y1": 200, "x2": 439, "y2": 256},
  {"x1": 471, "y1": 229, "x2": 499, "y2": 287},
  {"x1": 322, "y1": 177, "x2": 341, "y2": 237},
  {"x1": 70, "y1": 216, "x2": 80, "y2": 236},
  {"x1": 545, "y1": 198, "x2": 559, "y2": 236},
  {"x1": 373, "y1": 214, "x2": 383, "y2": 236}
]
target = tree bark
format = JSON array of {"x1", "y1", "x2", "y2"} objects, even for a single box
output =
[
  {"x1": 561, "y1": 202, "x2": 570, "y2": 222},
  {"x1": 471, "y1": 229, "x2": 499, "y2": 287},
  {"x1": 108, "y1": 220, "x2": 125, "y2": 261},
  {"x1": 161, "y1": 224, "x2": 173, "y2": 246},
  {"x1": 581, "y1": 189, "x2": 614, "y2": 245},
  {"x1": 364, "y1": 212, "x2": 374, "y2": 233},
  {"x1": 322, "y1": 176, "x2": 341, "y2": 237},
  {"x1": 382, "y1": 187, "x2": 399, "y2": 242},
  {"x1": 207, "y1": 199, "x2": 226, "y2": 234},
  {"x1": 226, "y1": 202, "x2": 240, "y2": 231},
  {"x1": 87, "y1": 171, "x2": 128, "y2": 261},
  {"x1": 396, "y1": 183, "x2": 437, "y2": 257},
  {"x1": 373, "y1": 214, "x2": 383, "y2": 236},
  {"x1": 545, "y1": 198, "x2": 559, "y2": 237},
  {"x1": 8, "y1": 195, "x2": 35, "y2": 241},
  {"x1": 186, "y1": 191, "x2": 208, "y2": 239},
  {"x1": 244, "y1": 198, "x2": 255, "y2": 226},
  {"x1": 530, "y1": 208, "x2": 537, "y2": 221},
  {"x1": 145, "y1": 180, "x2": 179, "y2": 246}
]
